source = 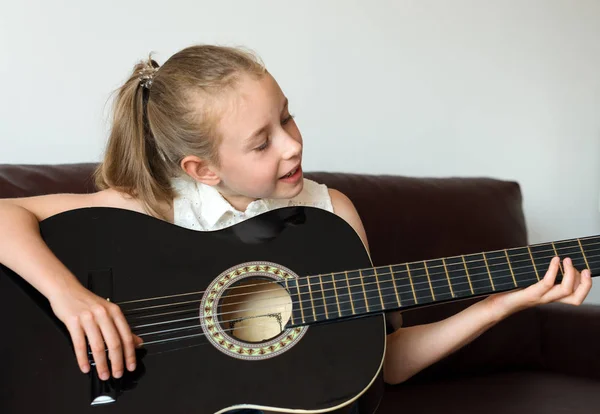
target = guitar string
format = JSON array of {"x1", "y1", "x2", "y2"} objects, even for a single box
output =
[
  {"x1": 126, "y1": 251, "x2": 600, "y2": 328},
  {"x1": 129, "y1": 256, "x2": 599, "y2": 335},
  {"x1": 129, "y1": 253, "x2": 598, "y2": 332},
  {"x1": 117, "y1": 238, "x2": 600, "y2": 310},
  {"x1": 122, "y1": 246, "x2": 600, "y2": 321},
  {"x1": 136, "y1": 273, "x2": 576, "y2": 347}
]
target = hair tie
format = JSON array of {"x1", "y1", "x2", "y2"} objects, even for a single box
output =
[{"x1": 138, "y1": 65, "x2": 158, "y2": 89}]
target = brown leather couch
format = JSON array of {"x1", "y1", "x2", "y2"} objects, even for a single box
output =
[{"x1": 1, "y1": 163, "x2": 599, "y2": 414}]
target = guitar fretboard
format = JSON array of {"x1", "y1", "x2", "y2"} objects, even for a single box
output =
[{"x1": 285, "y1": 236, "x2": 600, "y2": 327}]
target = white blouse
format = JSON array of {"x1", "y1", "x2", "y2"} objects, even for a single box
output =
[{"x1": 171, "y1": 177, "x2": 333, "y2": 231}]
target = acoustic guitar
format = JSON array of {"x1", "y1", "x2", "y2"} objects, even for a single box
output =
[{"x1": 1, "y1": 206, "x2": 598, "y2": 413}]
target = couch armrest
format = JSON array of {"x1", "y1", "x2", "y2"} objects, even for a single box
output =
[{"x1": 540, "y1": 303, "x2": 600, "y2": 380}]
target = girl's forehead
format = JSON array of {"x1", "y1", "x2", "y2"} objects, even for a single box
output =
[{"x1": 215, "y1": 73, "x2": 286, "y2": 145}]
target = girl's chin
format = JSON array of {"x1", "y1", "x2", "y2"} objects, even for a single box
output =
[{"x1": 275, "y1": 179, "x2": 304, "y2": 199}]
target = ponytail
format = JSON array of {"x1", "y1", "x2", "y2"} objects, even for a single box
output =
[{"x1": 94, "y1": 58, "x2": 173, "y2": 219}]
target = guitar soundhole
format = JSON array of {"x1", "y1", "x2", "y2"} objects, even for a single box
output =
[{"x1": 218, "y1": 278, "x2": 292, "y2": 343}]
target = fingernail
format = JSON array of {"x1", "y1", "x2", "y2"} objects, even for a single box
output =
[
  {"x1": 564, "y1": 258, "x2": 571, "y2": 266},
  {"x1": 82, "y1": 365, "x2": 90, "y2": 374},
  {"x1": 128, "y1": 363, "x2": 136, "y2": 371},
  {"x1": 114, "y1": 370, "x2": 123, "y2": 379},
  {"x1": 100, "y1": 372, "x2": 109, "y2": 381}
]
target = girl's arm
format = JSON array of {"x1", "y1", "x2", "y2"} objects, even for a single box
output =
[
  {"x1": 383, "y1": 256, "x2": 591, "y2": 384},
  {"x1": 0, "y1": 191, "x2": 144, "y2": 380}
]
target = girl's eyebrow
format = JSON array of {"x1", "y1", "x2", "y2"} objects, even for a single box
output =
[{"x1": 243, "y1": 98, "x2": 289, "y2": 144}]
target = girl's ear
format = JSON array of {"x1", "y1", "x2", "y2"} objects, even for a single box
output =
[{"x1": 180, "y1": 155, "x2": 221, "y2": 186}]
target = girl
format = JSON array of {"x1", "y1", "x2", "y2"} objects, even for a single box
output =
[{"x1": 0, "y1": 45, "x2": 592, "y2": 392}]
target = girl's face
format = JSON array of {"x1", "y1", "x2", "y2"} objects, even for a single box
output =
[{"x1": 211, "y1": 73, "x2": 304, "y2": 210}]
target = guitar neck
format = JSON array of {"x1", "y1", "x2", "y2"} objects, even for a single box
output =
[{"x1": 285, "y1": 235, "x2": 600, "y2": 327}]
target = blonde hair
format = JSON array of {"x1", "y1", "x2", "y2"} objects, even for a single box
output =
[{"x1": 94, "y1": 45, "x2": 266, "y2": 219}]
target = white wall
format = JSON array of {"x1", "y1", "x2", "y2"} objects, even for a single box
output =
[{"x1": 2, "y1": 0, "x2": 600, "y2": 301}]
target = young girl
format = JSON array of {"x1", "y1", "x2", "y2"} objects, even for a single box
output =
[{"x1": 0, "y1": 44, "x2": 592, "y2": 396}]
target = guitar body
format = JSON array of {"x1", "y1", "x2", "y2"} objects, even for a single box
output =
[{"x1": 0, "y1": 206, "x2": 385, "y2": 414}]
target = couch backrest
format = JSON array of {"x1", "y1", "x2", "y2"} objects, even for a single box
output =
[{"x1": 0, "y1": 163, "x2": 528, "y2": 325}]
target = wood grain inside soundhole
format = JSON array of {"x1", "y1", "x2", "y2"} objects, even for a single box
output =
[{"x1": 219, "y1": 279, "x2": 292, "y2": 343}]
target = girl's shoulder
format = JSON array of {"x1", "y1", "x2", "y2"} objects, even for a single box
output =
[
  {"x1": 96, "y1": 189, "x2": 174, "y2": 221},
  {"x1": 325, "y1": 186, "x2": 370, "y2": 253},
  {"x1": 297, "y1": 179, "x2": 369, "y2": 252},
  {"x1": 300, "y1": 179, "x2": 354, "y2": 213},
  {"x1": 295, "y1": 178, "x2": 331, "y2": 200}
]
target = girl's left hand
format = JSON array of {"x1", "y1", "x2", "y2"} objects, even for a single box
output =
[{"x1": 481, "y1": 256, "x2": 593, "y2": 321}]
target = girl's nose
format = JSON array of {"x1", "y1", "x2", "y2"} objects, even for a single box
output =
[{"x1": 280, "y1": 133, "x2": 302, "y2": 160}]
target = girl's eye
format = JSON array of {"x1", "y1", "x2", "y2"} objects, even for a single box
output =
[
  {"x1": 254, "y1": 114, "x2": 294, "y2": 152},
  {"x1": 255, "y1": 139, "x2": 269, "y2": 152},
  {"x1": 282, "y1": 113, "x2": 295, "y2": 125}
]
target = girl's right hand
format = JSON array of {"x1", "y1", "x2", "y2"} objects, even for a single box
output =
[{"x1": 48, "y1": 283, "x2": 143, "y2": 380}]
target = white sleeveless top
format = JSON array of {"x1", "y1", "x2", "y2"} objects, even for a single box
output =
[{"x1": 171, "y1": 177, "x2": 334, "y2": 231}]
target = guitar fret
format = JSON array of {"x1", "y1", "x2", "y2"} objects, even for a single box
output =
[
  {"x1": 375, "y1": 265, "x2": 400, "y2": 309},
  {"x1": 526, "y1": 246, "x2": 540, "y2": 281},
  {"x1": 407, "y1": 262, "x2": 434, "y2": 304},
  {"x1": 503, "y1": 249, "x2": 517, "y2": 287},
  {"x1": 553, "y1": 239, "x2": 587, "y2": 282},
  {"x1": 296, "y1": 279, "x2": 306, "y2": 323},
  {"x1": 330, "y1": 273, "x2": 345, "y2": 316},
  {"x1": 423, "y1": 261, "x2": 436, "y2": 301},
  {"x1": 506, "y1": 247, "x2": 537, "y2": 288},
  {"x1": 461, "y1": 255, "x2": 474, "y2": 295},
  {"x1": 306, "y1": 276, "x2": 316, "y2": 316},
  {"x1": 296, "y1": 277, "x2": 312, "y2": 323},
  {"x1": 529, "y1": 243, "x2": 555, "y2": 281},
  {"x1": 484, "y1": 251, "x2": 516, "y2": 291},
  {"x1": 373, "y1": 267, "x2": 386, "y2": 309},
  {"x1": 480, "y1": 254, "x2": 495, "y2": 290},
  {"x1": 577, "y1": 239, "x2": 591, "y2": 270},
  {"x1": 318, "y1": 275, "x2": 329, "y2": 319},
  {"x1": 362, "y1": 269, "x2": 384, "y2": 311},
  {"x1": 360, "y1": 269, "x2": 370, "y2": 312},
  {"x1": 344, "y1": 271, "x2": 356, "y2": 314},
  {"x1": 347, "y1": 270, "x2": 367, "y2": 314},
  {"x1": 389, "y1": 265, "x2": 402, "y2": 306},
  {"x1": 285, "y1": 279, "x2": 303, "y2": 326},
  {"x1": 426, "y1": 259, "x2": 453, "y2": 301},
  {"x1": 405, "y1": 264, "x2": 418, "y2": 304},
  {"x1": 391, "y1": 265, "x2": 417, "y2": 307},
  {"x1": 442, "y1": 258, "x2": 456, "y2": 297},
  {"x1": 307, "y1": 275, "x2": 326, "y2": 323},
  {"x1": 444, "y1": 256, "x2": 472, "y2": 298},
  {"x1": 330, "y1": 273, "x2": 342, "y2": 316},
  {"x1": 333, "y1": 272, "x2": 354, "y2": 317},
  {"x1": 320, "y1": 274, "x2": 339, "y2": 319},
  {"x1": 463, "y1": 253, "x2": 493, "y2": 294},
  {"x1": 580, "y1": 237, "x2": 600, "y2": 275},
  {"x1": 550, "y1": 242, "x2": 565, "y2": 277}
]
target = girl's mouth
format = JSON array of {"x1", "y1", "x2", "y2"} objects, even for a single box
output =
[{"x1": 279, "y1": 165, "x2": 302, "y2": 182}]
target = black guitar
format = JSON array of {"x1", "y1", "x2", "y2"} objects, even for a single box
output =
[{"x1": 1, "y1": 206, "x2": 598, "y2": 414}]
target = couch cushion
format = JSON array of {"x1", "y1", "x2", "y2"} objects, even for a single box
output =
[{"x1": 378, "y1": 370, "x2": 600, "y2": 414}]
